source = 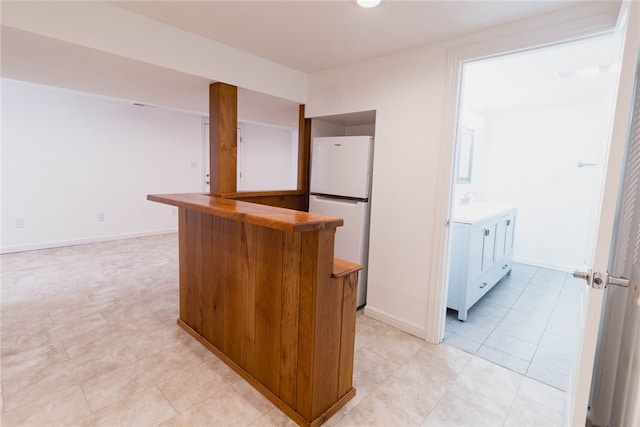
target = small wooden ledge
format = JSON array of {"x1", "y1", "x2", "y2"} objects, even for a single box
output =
[{"x1": 332, "y1": 258, "x2": 363, "y2": 278}]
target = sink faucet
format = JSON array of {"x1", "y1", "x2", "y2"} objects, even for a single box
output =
[{"x1": 461, "y1": 191, "x2": 477, "y2": 206}]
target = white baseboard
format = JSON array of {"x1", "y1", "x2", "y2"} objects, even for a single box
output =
[
  {"x1": 363, "y1": 305, "x2": 426, "y2": 340},
  {"x1": 513, "y1": 256, "x2": 574, "y2": 273},
  {"x1": 0, "y1": 229, "x2": 178, "y2": 254}
]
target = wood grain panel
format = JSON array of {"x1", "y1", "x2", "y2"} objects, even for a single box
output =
[
  {"x1": 254, "y1": 226, "x2": 283, "y2": 394},
  {"x1": 337, "y1": 273, "x2": 357, "y2": 397},
  {"x1": 223, "y1": 218, "x2": 242, "y2": 363},
  {"x1": 279, "y1": 231, "x2": 302, "y2": 407},
  {"x1": 210, "y1": 216, "x2": 226, "y2": 350},
  {"x1": 184, "y1": 209, "x2": 203, "y2": 333},
  {"x1": 296, "y1": 230, "x2": 319, "y2": 420},
  {"x1": 209, "y1": 82, "x2": 237, "y2": 193},
  {"x1": 240, "y1": 222, "x2": 257, "y2": 374},
  {"x1": 199, "y1": 213, "x2": 215, "y2": 344},
  {"x1": 311, "y1": 229, "x2": 341, "y2": 418},
  {"x1": 178, "y1": 208, "x2": 188, "y2": 324},
  {"x1": 233, "y1": 194, "x2": 307, "y2": 211},
  {"x1": 297, "y1": 104, "x2": 311, "y2": 197}
]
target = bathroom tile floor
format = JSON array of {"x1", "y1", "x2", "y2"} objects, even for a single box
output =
[
  {"x1": 2, "y1": 234, "x2": 566, "y2": 426},
  {"x1": 444, "y1": 263, "x2": 581, "y2": 391}
]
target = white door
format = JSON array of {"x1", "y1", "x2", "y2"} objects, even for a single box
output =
[
  {"x1": 608, "y1": 54, "x2": 640, "y2": 427},
  {"x1": 202, "y1": 119, "x2": 210, "y2": 193},
  {"x1": 310, "y1": 136, "x2": 374, "y2": 198},
  {"x1": 569, "y1": 1, "x2": 639, "y2": 425},
  {"x1": 308, "y1": 195, "x2": 371, "y2": 307}
]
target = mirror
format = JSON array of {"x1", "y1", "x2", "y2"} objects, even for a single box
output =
[{"x1": 457, "y1": 127, "x2": 474, "y2": 183}]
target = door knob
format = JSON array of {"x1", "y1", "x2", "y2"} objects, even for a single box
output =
[
  {"x1": 573, "y1": 269, "x2": 591, "y2": 281},
  {"x1": 573, "y1": 269, "x2": 630, "y2": 289}
]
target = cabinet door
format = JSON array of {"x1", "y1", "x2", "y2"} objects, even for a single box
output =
[
  {"x1": 494, "y1": 213, "x2": 516, "y2": 260},
  {"x1": 467, "y1": 225, "x2": 485, "y2": 279},
  {"x1": 505, "y1": 214, "x2": 515, "y2": 254},
  {"x1": 494, "y1": 216, "x2": 507, "y2": 260},
  {"x1": 482, "y1": 222, "x2": 496, "y2": 272}
]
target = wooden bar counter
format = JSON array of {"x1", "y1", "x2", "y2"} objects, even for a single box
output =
[{"x1": 147, "y1": 193, "x2": 361, "y2": 426}]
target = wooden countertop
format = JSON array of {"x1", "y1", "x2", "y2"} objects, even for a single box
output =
[{"x1": 148, "y1": 193, "x2": 343, "y2": 233}]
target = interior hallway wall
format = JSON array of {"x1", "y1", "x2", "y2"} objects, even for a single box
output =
[{"x1": 1, "y1": 79, "x2": 203, "y2": 253}]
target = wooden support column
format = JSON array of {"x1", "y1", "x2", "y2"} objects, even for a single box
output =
[
  {"x1": 210, "y1": 83, "x2": 238, "y2": 193},
  {"x1": 297, "y1": 105, "x2": 312, "y2": 208}
]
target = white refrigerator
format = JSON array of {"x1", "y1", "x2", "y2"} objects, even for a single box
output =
[{"x1": 308, "y1": 136, "x2": 374, "y2": 308}]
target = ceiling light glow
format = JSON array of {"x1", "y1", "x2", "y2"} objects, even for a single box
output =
[{"x1": 357, "y1": 0, "x2": 381, "y2": 8}]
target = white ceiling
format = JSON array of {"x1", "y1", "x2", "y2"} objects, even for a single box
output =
[
  {"x1": 112, "y1": 0, "x2": 584, "y2": 73},
  {"x1": 0, "y1": 0, "x2": 621, "y2": 122}
]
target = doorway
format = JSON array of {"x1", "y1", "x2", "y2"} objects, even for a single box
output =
[{"x1": 443, "y1": 34, "x2": 620, "y2": 392}]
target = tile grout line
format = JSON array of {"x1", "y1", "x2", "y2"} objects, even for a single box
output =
[
  {"x1": 417, "y1": 348, "x2": 475, "y2": 425},
  {"x1": 524, "y1": 272, "x2": 567, "y2": 381},
  {"x1": 153, "y1": 384, "x2": 180, "y2": 426}
]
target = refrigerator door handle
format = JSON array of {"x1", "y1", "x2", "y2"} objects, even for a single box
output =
[{"x1": 311, "y1": 195, "x2": 361, "y2": 205}]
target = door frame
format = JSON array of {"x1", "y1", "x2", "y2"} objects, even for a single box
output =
[
  {"x1": 426, "y1": 8, "x2": 620, "y2": 344},
  {"x1": 201, "y1": 118, "x2": 210, "y2": 193}
]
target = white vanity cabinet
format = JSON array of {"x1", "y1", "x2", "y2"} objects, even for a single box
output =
[{"x1": 447, "y1": 205, "x2": 517, "y2": 321}]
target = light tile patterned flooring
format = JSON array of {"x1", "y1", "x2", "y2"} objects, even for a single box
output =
[
  {"x1": 444, "y1": 263, "x2": 581, "y2": 391},
  {"x1": 1, "y1": 234, "x2": 566, "y2": 426}
]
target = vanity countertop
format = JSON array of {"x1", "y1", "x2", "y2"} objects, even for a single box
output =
[{"x1": 453, "y1": 203, "x2": 517, "y2": 225}]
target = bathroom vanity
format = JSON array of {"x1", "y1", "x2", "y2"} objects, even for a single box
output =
[{"x1": 447, "y1": 204, "x2": 517, "y2": 321}]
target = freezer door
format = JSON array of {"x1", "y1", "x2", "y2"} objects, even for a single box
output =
[
  {"x1": 310, "y1": 136, "x2": 373, "y2": 199},
  {"x1": 309, "y1": 195, "x2": 370, "y2": 307}
]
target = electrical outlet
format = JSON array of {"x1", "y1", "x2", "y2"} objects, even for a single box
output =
[
  {"x1": 16, "y1": 218, "x2": 24, "y2": 229},
  {"x1": 191, "y1": 161, "x2": 198, "y2": 169},
  {"x1": 97, "y1": 213, "x2": 105, "y2": 222}
]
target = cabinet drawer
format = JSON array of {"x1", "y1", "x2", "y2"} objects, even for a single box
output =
[
  {"x1": 468, "y1": 270, "x2": 495, "y2": 308},
  {"x1": 495, "y1": 257, "x2": 513, "y2": 283}
]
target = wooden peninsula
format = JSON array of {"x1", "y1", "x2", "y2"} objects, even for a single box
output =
[{"x1": 147, "y1": 193, "x2": 361, "y2": 426}]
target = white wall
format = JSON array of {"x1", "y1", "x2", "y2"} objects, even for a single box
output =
[
  {"x1": 306, "y1": 3, "x2": 618, "y2": 339},
  {"x1": 482, "y1": 104, "x2": 611, "y2": 271},
  {"x1": 310, "y1": 119, "x2": 376, "y2": 139},
  {"x1": 237, "y1": 122, "x2": 298, "y2": 191},
  {"x1": 310, "y1": 119, "x2": 348, "y2": 139},
  {"x1": 346, "y1": 124, "x2": 376, "y2": 137},
  {"x1": 1, "y1": 79, "x2": 203, "y2": 253}
]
